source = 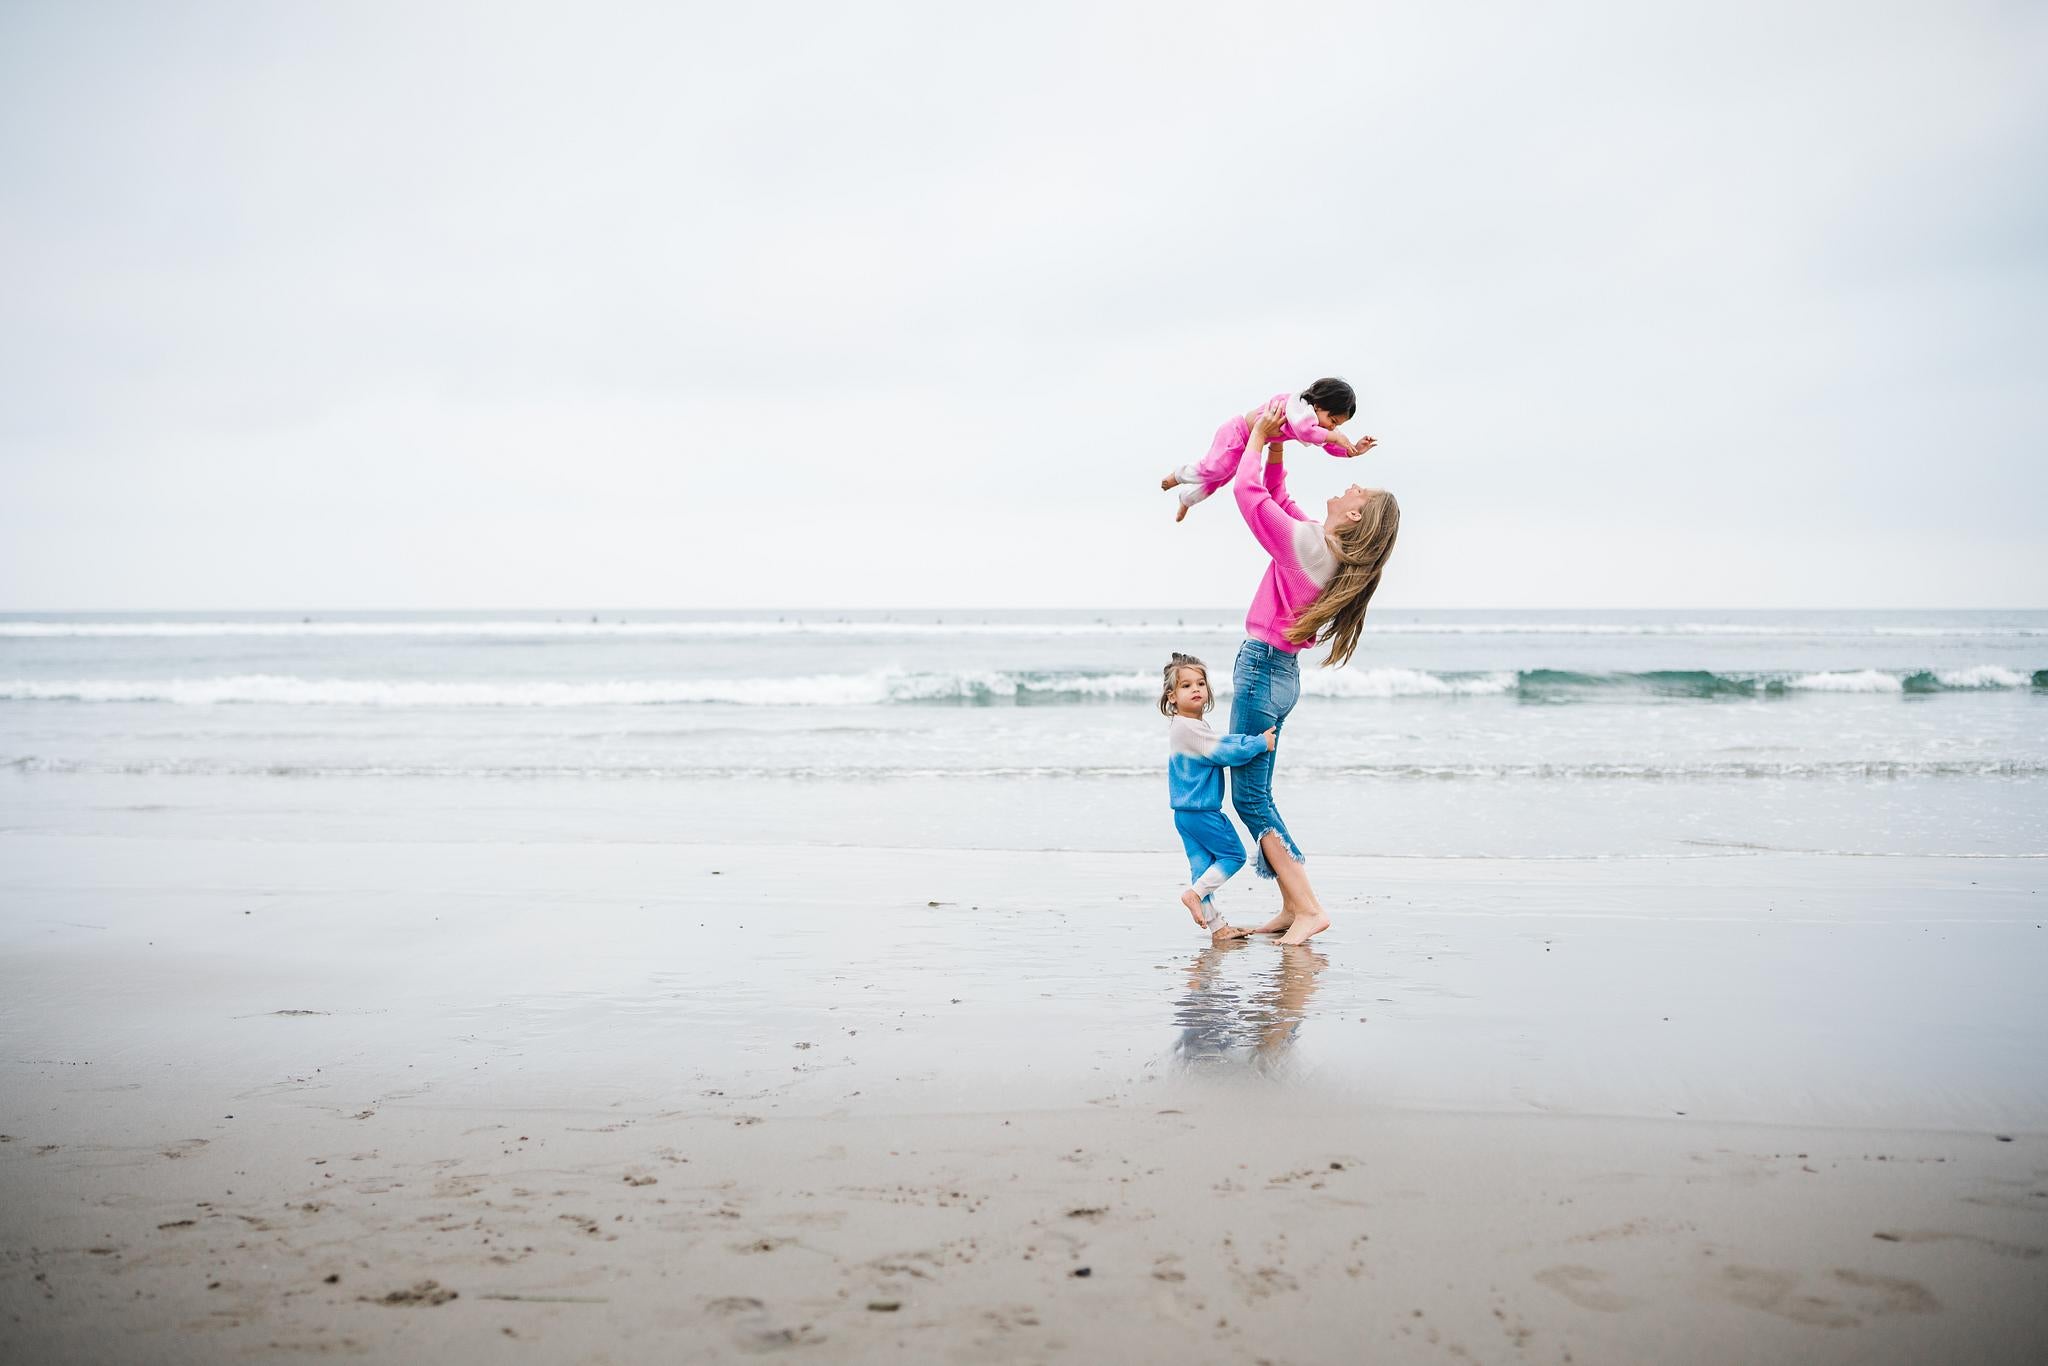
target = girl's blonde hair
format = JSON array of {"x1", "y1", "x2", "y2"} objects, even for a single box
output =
[
  {"x1": 1158, "y1": 652, "x2": 1211, "y2": 717},
  {"x1": 1285, "y1": 491, "x2": 1400, "y2": 668}
]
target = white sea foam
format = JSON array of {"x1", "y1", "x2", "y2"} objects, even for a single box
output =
[
  {"x1": 1309, "y1": 668, "x2": 1518, "y2": 698},
  {"x1": 9, "y1": 755, "x2": 2046, "y2": 782},
  {"x1": 2, "y1": 663, "x2": 2034, "y2": 707},
  {"x1": 0, "y1": 670, "x2": 1173, "y2": 707},
  {"x1": 1780, "y1": 667, "x2": 2035, "y2": 693},
  {"x1": 1017, "y1": 672, "x2": 1158, "y2": 699},
  {"x1": 0, "y1": 667, "x2": 1527, "y2": 707},
  {"x1": 0, "y1": 672, "x2": 934, "y2": 707},
  {"x1": 1785, "y1": 669, "x2": 1907, "y2": 693},
  {"x1": 1931, "y1": 665, "x2": 2032, "y2": 689}
]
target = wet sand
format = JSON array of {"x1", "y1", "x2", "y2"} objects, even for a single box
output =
[{"x1": 3, "y1": 829, "x2": 2046, "y2": 1362}]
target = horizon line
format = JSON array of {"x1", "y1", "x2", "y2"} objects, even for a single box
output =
[{"x1": 5, "y1": 606, "x2": 2047, "y2": 617}]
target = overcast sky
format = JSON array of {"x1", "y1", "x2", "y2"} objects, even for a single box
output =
[{"x1": 2, "y1": 1, "x2": 2042, "y2": 611}]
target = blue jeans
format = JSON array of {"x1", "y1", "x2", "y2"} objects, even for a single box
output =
[{"x1": 1230, "y1": 638, "x2": 1303, "y2": 878}]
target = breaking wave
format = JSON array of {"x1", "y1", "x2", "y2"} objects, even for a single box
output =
[
  {"x1": 7, "y1": 756, "x2": 2045, "y2": 781},
  {"x1": 0, "y1": 666, "x2": 2039, "y2": 707}
]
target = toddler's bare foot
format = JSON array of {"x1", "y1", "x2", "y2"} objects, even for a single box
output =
[
  {"x1": 1252, "y1": 910, "x2": 1293, "y2": 935},
  {"x1": 1180, "y1": 888, "x2": 1208, "y2": 928},
  {"x1": 1160, "y1": 471, "x2": 1181, "y2": 491},
  {"x1": 1174, "y1": 502, "x2": 1190, "y2": 523},
  {"x1": 1277, "y1": 911, "x2": 1330, "y2": 945},
  {"x1": 1211, "y1": 923, "x2": 1251, "y2": 943}
]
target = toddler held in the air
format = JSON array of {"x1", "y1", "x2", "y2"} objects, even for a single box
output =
[{"x1": 1161, "y1": 377, "x2": 1376, "y2": 521}]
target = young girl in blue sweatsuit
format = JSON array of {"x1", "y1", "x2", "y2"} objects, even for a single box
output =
[{"x1": 1160, "y1": 652, "x2": 1275, "y2": 940}]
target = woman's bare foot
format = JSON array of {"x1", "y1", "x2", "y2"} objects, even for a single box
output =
[
  {"x1": 1160, "y1": 471, "x2": 1181, "y2": 491},
  {"x1": 1179, "y1": 888, "x2": 1209, "y2": 928},
  {"x1": 1257, "y1": 838, "x2": 1325, "y2": 941},
  {"x1": 1277, "y1": 911, "x2": 1330, "y2": 945},
  {"x1": 1251, "y1": 910, "x2": 1294, "y2": 935},
  {"x1": 1210, "y1": 922, "x2": 1251, "y2": 943}
]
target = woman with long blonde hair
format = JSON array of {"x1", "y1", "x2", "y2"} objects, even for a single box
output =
[{"x1": 1224, "y1": 397, "x2": 1400, "y2": 943}]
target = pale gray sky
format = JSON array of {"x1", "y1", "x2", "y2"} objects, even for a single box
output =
[{"x1": 3, "y1": 0, "x2": 2043, "y2": 610}]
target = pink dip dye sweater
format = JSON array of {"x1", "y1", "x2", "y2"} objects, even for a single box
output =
[{"x1": 1234, "y1": 437, "x2": 1337, "y2": 652}]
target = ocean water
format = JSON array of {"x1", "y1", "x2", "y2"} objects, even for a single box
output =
[
  {"x1": 2, "y1": 609, "x2": 2043, "y2": 857},
  {"x1": 5, "y1": 609, "x2": 2046, "y2": 1132}
]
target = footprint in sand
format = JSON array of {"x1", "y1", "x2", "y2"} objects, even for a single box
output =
[
  {"x1": 703, "y1": 1296, "x2": 823, "y2": 1354},
  {"x1": 1533, "y1": 1265, "x2": 1640, "y2": 1312},
  {"x1": 1873, "y1": 1230, "x2": 2043, "y2": 1260},
  {"x1": 1714, "y1": 1266, "x2": 1859, "y2": 1327},
  {"x1": 1565, "y1": 1216, "x2": 1691, "y2": 1245},
  {"x1": 1712, "y1": 1264, "x2": 1942, "y2": 1327},
  {"x1": 1832, "y1": 1269, "x2": 1941, "y2": 1315}
]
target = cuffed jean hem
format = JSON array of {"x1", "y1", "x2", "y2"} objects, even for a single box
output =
[{"x1": 1247, "y1": 823, "x2": 1305, "y2": 879}]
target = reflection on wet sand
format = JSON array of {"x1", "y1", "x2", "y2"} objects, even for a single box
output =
[{"x1": 1172, "y1": 939, "x2": 1327, "y2": 1073}]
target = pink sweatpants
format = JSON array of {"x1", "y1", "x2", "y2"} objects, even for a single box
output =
[{"x1": 1173, "y1": 416, "x2": 1255, "y2": 509}]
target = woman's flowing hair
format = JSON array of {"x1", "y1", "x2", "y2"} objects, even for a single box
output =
[{"x1": 1284, "y1": 492, "x2": 1400, "y2": 668}]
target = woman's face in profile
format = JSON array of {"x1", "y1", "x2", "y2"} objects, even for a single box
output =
[{"x1": 1326, "y1": 484, "x2": 1378, "y2": 524}]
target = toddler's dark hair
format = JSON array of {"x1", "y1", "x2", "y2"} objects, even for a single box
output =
[
  {"x1": 1300, "y1": 377, "x2": 1357, "y2": 421},
  {"x1": 1159, "y1": 652, "x2": 1212, "y2": 717}
]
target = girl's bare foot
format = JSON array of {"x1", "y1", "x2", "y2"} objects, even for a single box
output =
[
  {"x1": 1277, "y1": 911, "x2": 1330, "y2": 945},
  {"x1": 1211, "y1": 923, "x2": 1251, "y2": 943},
  {"x1": 1174, "y1": 502, "x2": 1190, "y2": 523},
  {"x1": 1179, "y1": 888, "x2": 1209, "y2": 928},
  {"x1": 1160, "y1": 472, "x2": 1181, "y2": 491}
]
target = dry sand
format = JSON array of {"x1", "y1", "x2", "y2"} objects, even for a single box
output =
[{"x1": 6, "y1": 1098, "x2": 2045, "y2": 1364}]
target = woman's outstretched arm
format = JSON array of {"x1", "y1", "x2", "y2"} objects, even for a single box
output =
[
  {"x1": 1234, "y1": 401, "x2": 1305, "y2": 556},
  {"x1": 1262, "y1": 441, "x2": 1311, "y2": 523}
]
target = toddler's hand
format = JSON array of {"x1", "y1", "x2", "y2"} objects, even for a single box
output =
[
  {"x1": 1262, "y1": 728, "x2": 1277, "y2": 751},
  {"x1": 1350, "y1": 435, "x2": 1378, "y2": 457}
]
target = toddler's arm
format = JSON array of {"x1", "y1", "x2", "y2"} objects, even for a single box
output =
[
  {"x1": 1203, "y1": 730, "x2": 1271, "y2": 766},
  {"x1": 1170, "y1": 717, "x2": 1276, "y2": 766},
  {"x1": 1287, "y1": 415, "x2": 1356, "y2": 457},
  {"x1": 1279, "y1": 402, "x2": 1357, "y2": 457}
]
